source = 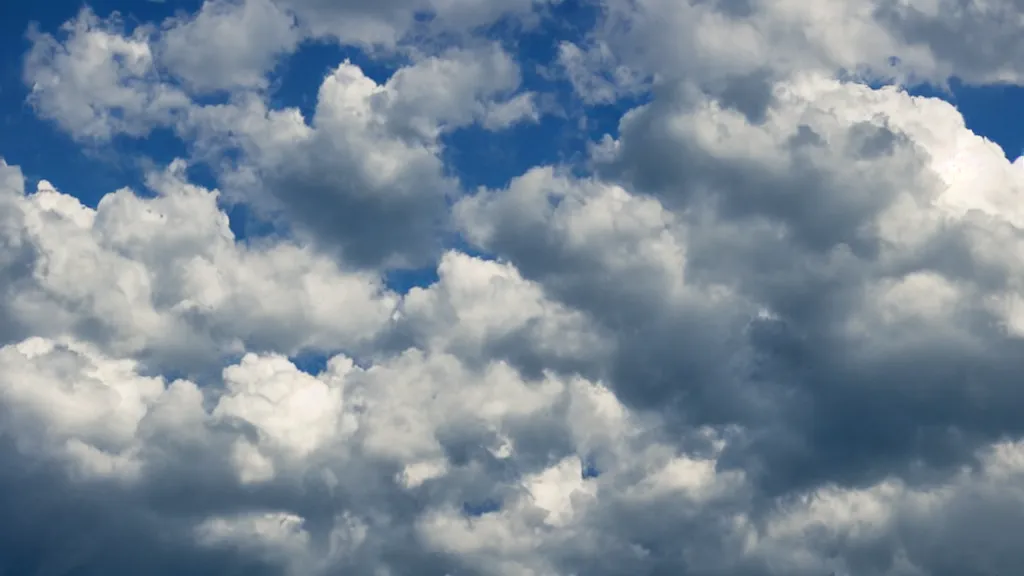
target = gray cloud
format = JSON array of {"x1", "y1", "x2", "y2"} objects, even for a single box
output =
[{"x1": 457, "y1": 73, "x2": 1024, "y2": 552}]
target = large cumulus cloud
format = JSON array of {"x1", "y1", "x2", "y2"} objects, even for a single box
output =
[
  {"x1": 24, "y1": 6, "x2": 537, "y2": 268},
  {"x1": 0, "y1": 159, "x2": 396, "y2": 377},
  {"x1": 6, "y1": 0, "x2": 1024, "y2": 574}
]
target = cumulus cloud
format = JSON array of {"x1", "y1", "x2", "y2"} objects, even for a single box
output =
[
  {"x1": 0, "y1": 159, "x2": 396, "y2": 377},
  {"x1": 461, "y1": 73, "x2": 1024, "y2": 497},
  {"x1": 564, "y1": 0, "x2": 1024, "y2": 108},
  {"x1": 25, "y1": 9, "x2": 538, "y2": 268},
  {"x1": 25, "y1": 2, "x2": 539, "y2": 140},
  {"x1": 0, "y1": 310, "x2": 644, "y2": 574},
  {"x1": 7, "y1": 0, "x2": 1024, "y2": 574},
  {"x1": 23, "y1": 9, "x2": 190, "y2": 141},
  {"x1": 186, "y1": 43, "x2": 535, "y2": 268},
  {"x1": 157, "y1": 0, "x2": 302, "y2": 93},
  {"x1": 274, "y1": 0, "x2": 545, "y2": 47}
]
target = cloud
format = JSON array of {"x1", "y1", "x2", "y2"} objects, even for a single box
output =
[
  {"x1": 25, "y1": 10, "x2": 538, "y2": 268},
  {"x1": 454, "y1": 71, "x2": 1024, "y2": 572},
  {"x1": 274, "y1": 0, "x2": 545, "y2": 48},
  {"x1": 0, "y1": 159, "x2": 396, "y2": 377},
  {"x1": 157, "y1": 0, "x2": 302, "y2": 93},
  {"x1": 23, "y1": 9, "x2": 190, "y2": 141},
  {"x1": 8, "y1": 0, "x2": 1024, "y2": 574},
  {"x1": 8, "y1": 318, "x2": 1024, "y2": 574},
  {"x1": 0, "y1": 310, "x2": 644, "y2": 574},
  {"x1": 563, "y1": 0, "x2": 1024, "y2": 108},
  {"x1": 461, "y1": 71, "x2": 1024, "y2": 494},
  {"x1": 875, "y1": 0, "x2": 1024, "y2": 85},
  {"x1": 186, "y1": 44, "x2": 535, "y2": 268}
]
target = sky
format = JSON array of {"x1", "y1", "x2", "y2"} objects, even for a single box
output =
[{"x1": 2, "y1": 1, "x2": 1024, "y2": 575}]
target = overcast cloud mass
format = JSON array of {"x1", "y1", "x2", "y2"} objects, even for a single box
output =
[{"x1": 2, "y1": 0, "x2": 1024, "y2": 574}]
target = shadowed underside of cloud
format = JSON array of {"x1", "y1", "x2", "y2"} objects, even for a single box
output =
[{"x1": 5, "y1": 0, "x2": 1024, "y2": 574}]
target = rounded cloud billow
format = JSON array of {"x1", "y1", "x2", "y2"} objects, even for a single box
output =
[{"x1": 4, "y1": 0, "x2": 1024, "y2": 574}]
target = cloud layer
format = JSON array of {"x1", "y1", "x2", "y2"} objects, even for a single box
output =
[{"x1": 6, "y1": 0, "x2": 1024, "y2": 574}]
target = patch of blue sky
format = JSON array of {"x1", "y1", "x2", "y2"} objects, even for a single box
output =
[
  {"x1": 462, "y1": 498, "x2": 502, "y2": 517},
  {"x1": 443, "y1": 0, "x2": 647, "y2": 190},
  {"x1": 905, "y1": 79, "x2": 1024, "y2": 162},
  {"x1": 288, "y1": 349, "x2": 330, "y2": 376},
  {"x1": 384, "y1": 266, "x2": 441, "y2": 294}
]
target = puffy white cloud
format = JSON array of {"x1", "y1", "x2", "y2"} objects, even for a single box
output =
[
  {"x1": 183, "y1": 63, "x2": 457, "y2": 268},
  {"x1": 0, "y1": 159, "x2": 396, "y2": 376},
  {"x1": 183, "y1": 44, "x2": 535, "y2": 268},
  {"x1": 23, "y1": 9, "x2": 190, "y2": 141},
  {"x1": 23, "y1": 1, "x2": 300, "y2": 138},
  {"x1": 157, "y1": 0, "x2": 302, "y2": 93},
  {"x1": 25, "y1": 6, "x2": 538, "y2": 267},
  {"x1": 563, "y1": 0, "x2": 1024, "y2": 109},
  {"x1": 383, "y1": 44, "x2": 538, "y2": 137},
  {"x1": 392, "y1": 250, "x2": 611, "y2": 374},
  {"x1": 0, "y1": 158, "x2": 678, "y2": 574},
  {"x1": 875, "y1": 0, "x2": 1024, "y2": 85},
  {"x1": 449, "y1": 68, "x2": 1024, "y2": 572},
  {"x1": 274, "y1": 0, "x2": 545, "y2": 47},
  {"x1": 0, "y1": 311, "x2": 656, "y2": 574},
  {"x1": 25, "y1": 2, "x2": 540, "y2": 143}
]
